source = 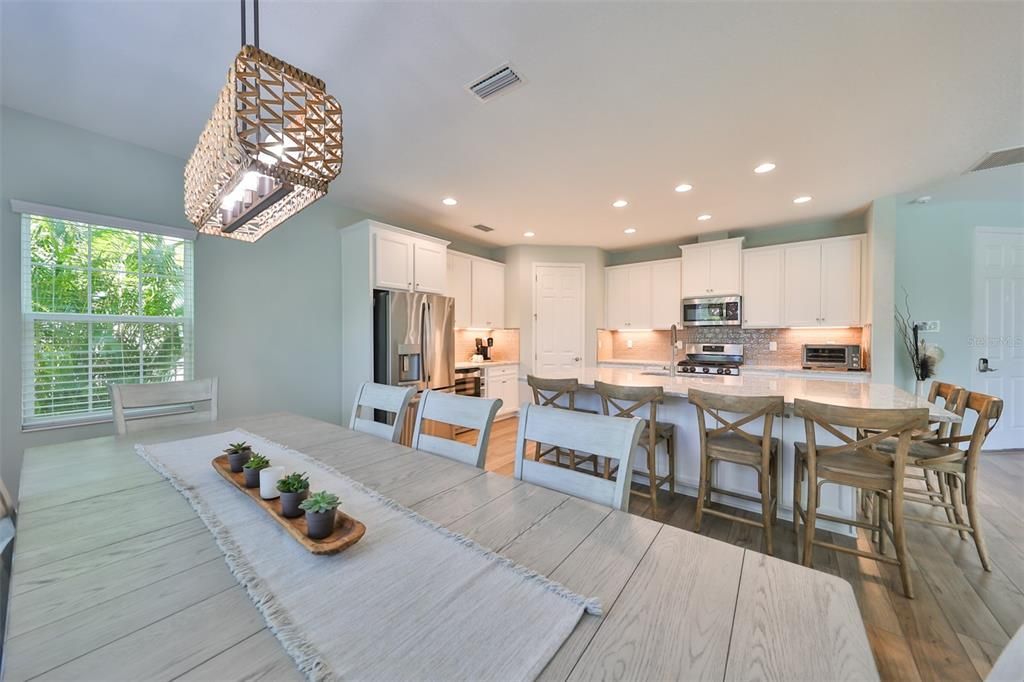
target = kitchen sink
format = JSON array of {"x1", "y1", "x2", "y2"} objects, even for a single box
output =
[{"x1": 640, "y1": 370, "x2": 671, "y2": 376}]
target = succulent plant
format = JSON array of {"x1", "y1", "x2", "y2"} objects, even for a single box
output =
[
  {"x1": 242, "y1": 453, "x2": 270, "y2": 470},
  {"x1": 224, "y1": 441, "x2": 252, "y2": 455},
  {"x1": 299, "y1": 491, "x2": 340, "y2": 513},
  {"x1": 276, "y1": 472, "x2": 310, "y2": 493}
]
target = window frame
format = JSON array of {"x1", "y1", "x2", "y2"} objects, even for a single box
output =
[{"x1": 17, "y1": 203, "x2": 196, "y2": 431}]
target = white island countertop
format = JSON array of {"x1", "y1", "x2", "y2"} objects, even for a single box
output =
[{"x1": 548, "y1": 367, "x2": 959, "y2": 422}]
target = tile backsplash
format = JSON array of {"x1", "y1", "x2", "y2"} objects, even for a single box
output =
[
  {"x1": 454, "y1": 329, "x2": 520, "y2": 363},
  {"x1": 599, "y1": 327, "x2": 866, "y2": 368}
]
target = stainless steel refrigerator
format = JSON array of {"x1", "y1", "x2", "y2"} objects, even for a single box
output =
[{"x1": 373, "y1": 290, "x2": 456, "y2": 394}]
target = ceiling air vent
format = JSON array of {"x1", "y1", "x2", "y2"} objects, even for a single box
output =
[
  {"x1": 472, "y1": 224, "x2": 495, "y2": 233},
  {"x1": 966, "y1": 146, "x2": 1024, "y2": 173},
  {"x1": 467, "y1": 63, "x2": 523, "y2": 102}
]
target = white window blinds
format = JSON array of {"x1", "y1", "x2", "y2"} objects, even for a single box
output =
[{"x1": 19, "y1": 209, "x2": 195, "y2": 428}]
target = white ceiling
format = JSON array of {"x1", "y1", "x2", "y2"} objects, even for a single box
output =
[{"x1": 2, "y1": 1, "x2": 1022, "y2": 249}]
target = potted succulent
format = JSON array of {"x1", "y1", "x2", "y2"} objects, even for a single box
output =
[
  {"x1": 300, "y1": 491, "x2": 340, "y2": 539},
  {"x1": 224, "y1": 441, "x2": 253, "y2": 473},
  {"x1": 242, "y1": 453, "x2": 270, "y2": 488},
  {"x1": 276, "y1": 472, "x2": 310, "y2": 518}
]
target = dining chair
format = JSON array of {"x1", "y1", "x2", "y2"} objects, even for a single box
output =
[
  {"x1": 879, "y1": 390, "x2": 1003, "y2": 571},
  {"x1": 411, "y1": 390, "x2": 502, "y2": 468},
  {"x1": 689, "y1": 389, "x2": 784, "y2": 554},
  {"x1": 989, "y1": 624, "x2": 1024, "y2": 682},
  {"x1": 594, "y1": 381, "x2": 675, "y2": 515},
  {"x1": 514, "y1": 403, "x2": 644, "y2": 511},
  {"x1": 109, "y1": 377, "x2": 218, "y2": 435},
  {"x1": 793, "y1": 399, "x2": 928, "y2": 598},
  {"x1": 349, "y1": 382, "x2": 417, "y2": 442},
  {"x1": 526, "y1": 375, "x2": 600, "y2": 473}
]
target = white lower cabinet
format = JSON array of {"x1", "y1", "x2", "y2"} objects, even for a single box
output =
[{"x1": 484, "y1": 364, "x2": 519, "y2": 417}]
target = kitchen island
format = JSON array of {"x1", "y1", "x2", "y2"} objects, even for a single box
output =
[{"x1": 540, "y1": 367, "x2": 959, "y2": 535}]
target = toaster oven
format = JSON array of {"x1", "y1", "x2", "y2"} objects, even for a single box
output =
[{"x1": 801, "y1": 344, "x2": 863, "y2": 370}]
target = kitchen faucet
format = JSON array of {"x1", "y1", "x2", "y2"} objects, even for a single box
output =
[{"x1": 670, "y1": 324, "x2": 679, "y2": 377}]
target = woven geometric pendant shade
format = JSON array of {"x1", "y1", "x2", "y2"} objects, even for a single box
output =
[{"x1": 184, "y1": 45, "x2": 343, "y2": 242}]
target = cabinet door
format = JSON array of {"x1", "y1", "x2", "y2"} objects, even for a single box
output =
[
  {"x1": 707, "y1": 241, "x2": 742, "y2": 295},
  {"x1": 680, "y1": 246, "x2": 710, "y2": 298},
  {"x1": 742, "y1": 248, "x2": 783, "y2": 327},
  {"x1": 651, "y1": 260, "x2": 682, "y2": 329},
  {"x1": 627, "y1": 265, "x2": 653, "y2": 329},
  {"x1": 413, "y1": 241, "x2": 447, "y2": 294},
  {"x1": 500, "y1": 375, "x2": 520, "y2": 415},
  {"x1": 605, "y1": 268, "x2": 630, "y2": 329},
  {"x1": 471, "y1": 260, "x2": 505, "y2": 328},
  {"x1": 783, "y1": 243, "x2": 822, "y2": 326},
  {"x1": 820, "y1": 238, "x2": 862, "y2": 326},
  {"x1": 447, "y1": 253, "x2": 472, "y2": 328},
  {"x1": 374, "y1": 231, "x2": 412, "y2": 291}
]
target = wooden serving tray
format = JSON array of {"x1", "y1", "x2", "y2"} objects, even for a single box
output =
[{"x1": 211, "y1": 455, "x2": 366, "y2": 555}]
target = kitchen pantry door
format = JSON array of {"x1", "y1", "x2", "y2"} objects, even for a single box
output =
[
  {"x1": 533, "y1": 264, "x2": 585, "y2": 374},
  {"x1": 972, "y1": 227, "x2": 1024, "y2": 449}
]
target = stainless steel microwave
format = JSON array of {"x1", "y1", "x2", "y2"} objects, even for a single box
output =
[{"x1": 681, "y1": 296, "x2": 742, "y2": 327}]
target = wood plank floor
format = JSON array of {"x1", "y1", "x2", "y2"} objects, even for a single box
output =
[{"x1": 464, "y1": 416, "x2": 1024, "y2": 682}]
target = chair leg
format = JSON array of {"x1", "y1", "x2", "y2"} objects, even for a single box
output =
[
  {"x1": 792, "y1": 458, "x2": 802, "y2": 563},
  {"x1": 877, "y1": 493, "x2": 888, "y2": 556},
  {"x1": 962, "y1": 474, "x2": 992, "y2": 571},
  {"x1": 760, "y1": 466, "x2": 774, "y2": 556},
  {"x1": 890, "y1": 486, "x2": 915, "y2": 599},
  {"x1": 647, "y1": 445, "x2": 658, "y2": 516},
  {"x1": 695, "y1": 451, "x2": 709, "y2": 532},
  {"x1": 802, "y1": 478, "x2": 817, "y2": 568},
  {"x1": 936, "y1": 471, "x2": 959, "y2": 529},
  {"x1": 871, "y1": 492, "x2": 881, "y2": 549},
  {"x1": 667, "y1": 434, "x2": 676, "y2": 497},
  {"x1": 948, "y1": 473, "x2": 970, "y2": 541}
]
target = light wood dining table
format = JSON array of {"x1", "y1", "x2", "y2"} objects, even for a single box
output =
[{"x1": 5, "y1": 412, "x2": 878, "y2": 681}]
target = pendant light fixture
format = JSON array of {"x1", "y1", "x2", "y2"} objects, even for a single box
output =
[{"x1": 184, "y1": 0, "x2": 343, "y2": 242}]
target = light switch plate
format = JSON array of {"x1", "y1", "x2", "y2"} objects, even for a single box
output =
[
  {"x1": 627, "y1": 338, "x2": 634, "y2": 349},
  {"x1": 917, "y1": 320, "x2": 940, "y2": 333}
]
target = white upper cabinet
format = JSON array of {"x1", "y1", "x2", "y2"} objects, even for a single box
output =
[
  {"x1": 651, "y1": 259, "x2": 682, "y2": 328},
  {"x1": 680, "y1": 237, "x2": 743, "y2": 298},
  {"x1": 782, "y1": 235, "x2": 863, "y2": 327},
  {"x1": 446, "y1": 252, "x2": 472, "y2": 328},
  {"x1": 742, "y1": 247, "x2": 783, "y2": 328},
  {"x1": 470, "y1": 258, "x2": 505, "y2": 328},
  {"x1": 369, "y1": 223, "x2": 450, "y2": 293},
  {"x1": 605, "y1": 267, "x2": 632, "y2": 329}
]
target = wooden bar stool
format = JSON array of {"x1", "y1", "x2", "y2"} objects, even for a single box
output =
[
  {"x1": 594, "y1": 381, "x2": 675, "y2": 515},
  {"x1": 793, "y1": 399, "x2": 928, "y2": 598},
  {"x1": 689, "y1": 389, "x2": 784, "y2": 555},
  {"x1": 526, "y1": 375, "x2": 600, "y2": 473}
]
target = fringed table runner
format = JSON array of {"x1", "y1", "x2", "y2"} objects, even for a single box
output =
[{"x1": 137, "y1": 430, "x2": 597, "y2": 682}]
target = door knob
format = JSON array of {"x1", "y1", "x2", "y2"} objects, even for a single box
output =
[
  {"x1": 574, "y1": 357, "x2": 581, "y2": 362},
  {"x1": 978, "y1": 358, "x2": 998, "y2": 373}
]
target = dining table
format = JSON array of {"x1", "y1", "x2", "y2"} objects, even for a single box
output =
[{"x1": 5, "y1": 412, "x2": 878, "y2": 681}]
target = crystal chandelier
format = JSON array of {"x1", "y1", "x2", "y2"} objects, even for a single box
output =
[{"x1": 184, "y1": 0, "x2": 343, "y2": 242}]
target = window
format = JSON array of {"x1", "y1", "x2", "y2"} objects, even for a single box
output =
[{"x1": 20, "y1": 209, "x2": 194, "y2": 428}]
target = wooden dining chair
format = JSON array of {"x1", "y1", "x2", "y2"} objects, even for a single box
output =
[
  {"x1": 411, "y1": 390, "x2": 502, "y2": 468},
  {"x1": 514, "y1": 403, "x2": 644, "y2": 511},
  {"x1": 109, "y1": 377, "x2": 218, "y2": 435},
  {"x1": 349, "y1": 382, "x2": 417, "y2": 443},
  {"x1": 526, "y1": 375, "x2": 599, "y2": 473},
  {"x1": 793, "y1": 399, "x2": 928, "y2": 598},
  {"x1": 879, "y1": 391, "x2": 1003, "y2": 571},
  {"x1": 689, "y1": 389, "x2": 784, "y2": 554},
  {"x1": 594, "y1": 381, "x2": 675, "y2": 515}
]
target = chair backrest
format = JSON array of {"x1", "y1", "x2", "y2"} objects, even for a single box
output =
[
  {"x1": 689, "y1": 389, "x2": 784, "y2": 456},
  {"x1": 794, "y1": 399, "x2": 929, "y2": 480},
  {"x1": 925, "y1": 381, "x2": 968, "y2": 441},
  {"x1": 988, "y1": 623, "x2": 1024, "y2": 682},
  {"x1": 515, "y1": 403, "x2": 643, "y2": 511},
  {"x1": 411, "y1": 390, "x2": 502, "y2": 468},
  {"x1": 109, "y1": 378, "x2": 218, "y2": 435},
  {"x1": 0, "y1": 478, "x2": 15, "y2": 554},
  {"x1": 595, "y1": 381, "x2": 664, "y2": 453},
  {"x1": 349, "y1": 382, "x2": 416, "y2": 442},
  {"x1": 527, "y1": 375, "x2": 579, "y2": 410},
  {"x1": 931, "y1": 391, "x2": 1005, "y2": 473}
]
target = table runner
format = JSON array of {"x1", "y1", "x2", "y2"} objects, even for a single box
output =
[{"x1": 137, "y1": 429, "x2": 598, "y2": 682}]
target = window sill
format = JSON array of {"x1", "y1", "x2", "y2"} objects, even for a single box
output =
[{"x1": 22, "y1": 414, "x2": 113, "y2": 433}]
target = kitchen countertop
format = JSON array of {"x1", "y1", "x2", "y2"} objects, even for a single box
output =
[
  {"x1": 546, "y1": 366, "x2": 958, "y2": 422},
  {"x1": 599, "y1": 359, "x2": 871, "y2": 380},
  {"x1": 455, "y1": 360, "x2": 519, "y2": 369}
]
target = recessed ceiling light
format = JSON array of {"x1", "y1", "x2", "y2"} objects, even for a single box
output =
[
  {"x1": 442, "y1": 197, "x2": 458, "y2": 206},
  {"x1": 624, "y1": 227, "x2": 637, "y2": 234},
  {"x1": 793, "y1": 195, "x2": 812, "y2": 204},
  {"x1": 674, "y1": 183, "x2": 693, "y2": 193},
  {"x1": 697, "y1": 214, "x2": 712, "y2": 221},
  {"x1": 523, "y1": 231, "x2": 535, "y2": 237},
  {"x1": 612, "y1": 199, "x2": 628, "y2": 208},
  {"x1": 753, "y1": 162, "x2": 776, "y2": 174}
]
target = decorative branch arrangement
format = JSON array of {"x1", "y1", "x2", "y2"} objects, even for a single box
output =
[{"x1": 894, "y1": 289, "x2": 934, "y2": 381}]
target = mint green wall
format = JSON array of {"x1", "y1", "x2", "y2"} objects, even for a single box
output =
[
  {"x1": 605, "y1": 214, "x2": 866, "y2": 265},
  {"x1": 874, "y1": 196, "x2": 1024, "y2": 392}
]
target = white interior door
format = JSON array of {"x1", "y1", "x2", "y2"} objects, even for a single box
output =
[
  {"x1": 534, "y1": 264, "x2": 585, "y2": 374},
  {"x1": 972, "y1": 227, "x2": 1024, "y2": 449}
]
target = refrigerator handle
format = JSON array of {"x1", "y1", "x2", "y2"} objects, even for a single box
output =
[{"x1": 422, "y1": 299, "x2": 432, "y2": 386}]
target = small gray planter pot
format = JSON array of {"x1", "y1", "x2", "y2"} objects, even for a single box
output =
[
  {"x1": 243, "y1": 467, "x2": 262, "y2": 488},
  {"x1": 280, "y1": 490, "x2": 308, "y2": 518},
  {"x1": 228, "y1": 451, "x2": 251, "y2": 473},
  {"x1": 305, "y1": 509, "x2": 336, "y2": 539}
]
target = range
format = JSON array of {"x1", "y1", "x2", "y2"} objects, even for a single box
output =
[{"x1": 677, "y1": 343, "x2": 743, "y2": 376}]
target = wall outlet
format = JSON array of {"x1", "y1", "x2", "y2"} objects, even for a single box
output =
[
  {"x1": 675, "y1": 340, "x2": 683, "y2": 349},
  {"x1": 627, "y1": 338, "x2": 633, "y2": 349},
  {"x1": 769, "y1": 341, "x2": 778, "y2": 351},
  {"x1": 916, "y1": 320, "x2": 940, "y2": 333}
]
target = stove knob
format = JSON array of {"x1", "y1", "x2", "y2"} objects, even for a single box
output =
[
  {"x1": 702, "y1": 367, "x2": 710, "y2": 374},
  {"x1": 717, "y1": 368, "x2": 725, "y2": 375}
]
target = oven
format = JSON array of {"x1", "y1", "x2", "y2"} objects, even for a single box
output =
[
  {"x1": 681, "y1": 296, "x2": 742, "y2": 327},
  {"x1": 802, "y1": 344, "x2": 863, "y2": 370}
]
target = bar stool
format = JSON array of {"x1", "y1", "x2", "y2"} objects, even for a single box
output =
[
  {"x1": 526, "y1": 375, "x2": 600, "y2": 474},
  {"x1": 689, "y1": 389, "x2": 784, "y2": 555},
  {"x1": 794, "y1": 399, "x2": 928, "y2": 598},
  {"x1": 594, "y1": 381, "x2": 675, "y2": 515}
]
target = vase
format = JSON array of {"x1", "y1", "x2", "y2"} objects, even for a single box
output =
[{"x1": 915, "y1": 380, "x2": 926, "y2": 398}]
